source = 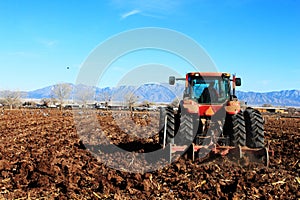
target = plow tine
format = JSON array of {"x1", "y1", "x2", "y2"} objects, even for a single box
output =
[
  {"x1": 264, "y1": 147, "x2": 270, "y2": 167},
  {"x1": 228, "y1": 145, "x2": 243, "y2": 160},
  {"x1": 163, "y1": 115, "x2": 168, "y2": 149},
  {"x1": 242, "y1": 147, "x2": 270, "y2": 167},
  {"x1": 190, "y1": 143, "x2": 195, "y2": 161},
  {"x1": 258, "y1": 147, "x2": 270, "y2": 167},
  {"x1": 166, "y1": 144, "x2": 172, "y2": 164}
]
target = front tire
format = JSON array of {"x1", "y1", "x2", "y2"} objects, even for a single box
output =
[
  {"x1": 175, "y1": 109, "x2": 201, "y2": 146},
  {"x1": 176, "y1": 114, "x2": 194, "y2": 145},
  {"x1": 224, "y1": 111, "x2": 246, "y2": 147},
  {"x1": 244, "y1": 108, "x2": 264, "y2": 148}
]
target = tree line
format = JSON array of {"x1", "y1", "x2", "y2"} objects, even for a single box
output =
[{"x1": 0, "y1": 83, "x2": 140, "y2": 111}]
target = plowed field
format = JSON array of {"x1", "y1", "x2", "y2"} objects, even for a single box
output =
[{"x1": 0, "y1": 109, "x2": 299, "y2": 199}]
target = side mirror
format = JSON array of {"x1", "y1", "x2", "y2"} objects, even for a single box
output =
[
  {"x1": 169, "y1": 76, "x2": 175, "y2": 85},
  {"x1": 235, "y1": 78, "x2": 241, "y2": 86}
]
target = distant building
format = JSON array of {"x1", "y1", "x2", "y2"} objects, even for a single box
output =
[{"x1": 253, "y1": 106, "x2": 288, "y2": 114}]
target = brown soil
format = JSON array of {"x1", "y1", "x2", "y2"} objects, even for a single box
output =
[{"x1": 0, "y1": 109, "x2": 299, "y2": 199}]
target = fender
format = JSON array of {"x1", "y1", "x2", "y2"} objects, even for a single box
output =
[{"x1": 225, "y1": 100, "x2": 241, "y2": 115}]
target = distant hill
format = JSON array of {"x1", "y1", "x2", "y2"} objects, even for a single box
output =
[
  {"x1": 27, "y1": 85, "x2": 54, "y2": 99},
  {"x1": 9, "y1": 84, "x2": 300, "y2": 107},
  {"x1": 236, "y1": 90, "x2": 300, "y2": 107}
]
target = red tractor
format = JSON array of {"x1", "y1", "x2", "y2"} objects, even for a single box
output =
[{"x1": 159, "y1": 72, "x2": 270, "y2": 165}]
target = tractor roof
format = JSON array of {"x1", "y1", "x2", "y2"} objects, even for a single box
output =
[{"x1": 187, "y1": 72, "x2": 231, "y2": 77}]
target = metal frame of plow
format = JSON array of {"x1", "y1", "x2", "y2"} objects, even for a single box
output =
[{"x1": 165, "y1": 144, "x2": 272, "y2": 167}]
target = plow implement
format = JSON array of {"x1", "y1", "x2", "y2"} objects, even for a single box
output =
[{"x1": 164, "y1": 143, "x2": 273, "y2": 167}]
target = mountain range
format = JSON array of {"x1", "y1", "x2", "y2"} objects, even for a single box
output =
[
  {"x1": 15, "y1": 84, "x2": 300, "y2": 107},
  {"x1": 236, "y1": 90, "x2": 300, "y2": 107}
]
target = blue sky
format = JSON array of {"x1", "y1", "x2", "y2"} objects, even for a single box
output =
[{"x1": 0, "y1": 0, "x2": 299, "y2": 92}]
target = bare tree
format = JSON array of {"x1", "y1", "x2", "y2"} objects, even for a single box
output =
[
  {"x1": 50, "y1": 94, "x2": 58, "y2": 107},
  {"x1": 98, "y1": 91, "x2": 111, "y2": 109},
  {"x1": 75, "y1": 85, "x2": 94, "y2": 108},
  {"x1": 141, "y1": 100, "x2": 149, "y2": 107},
  {"x1": 0, "y1": 90, "x2": 21, "y2": 110},
  {"x1": 125, "y1": 92, "x2": 139, "y2": 111},
  {"x1": 40, "y1": 98, "x2": 51, "y2": 107},
  {"x1": 51, "y1": 83, "x2": 72, "y2": 110}
]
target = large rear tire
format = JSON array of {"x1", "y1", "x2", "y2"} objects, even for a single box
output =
[
  {"x1": 244, "y1": 108, "x2": 264, "y2": 148},
  {"x1": 224, "y1": 112, "x2": 246, "y2": 147},
  {"x1": 159, "y1": 107, "x2": 176, "y2": 145}
]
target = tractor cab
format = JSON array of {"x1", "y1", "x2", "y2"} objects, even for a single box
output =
[
  {"x1": 187, "y1": 74, "x2": 230, "y2": 104},
  {"x1": 169, "y1": 72, "x2": 242, "y2": 116},
  {"x1": 170, "y1": 72, "x2": 241, "y2": 104}
]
